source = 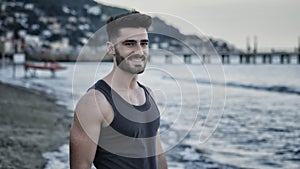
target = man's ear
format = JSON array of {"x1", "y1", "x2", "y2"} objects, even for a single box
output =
[{"x1": 107, "y1": 42, "x2": 115, "y2": 55}]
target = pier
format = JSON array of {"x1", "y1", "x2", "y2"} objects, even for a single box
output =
[
  {"x1": 219, "y1": 51, "x2": 300, "y2": 64},
  {"x1": 160, "y1": 37, "x2": 300, "y2": 64},
  {"x1": 159, "y1": 51, "x2": 300, "y2": 65}
]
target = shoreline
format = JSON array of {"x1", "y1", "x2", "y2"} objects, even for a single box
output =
[{"x1": 0, "y1": 82, "x2": 72, "y2": 169}]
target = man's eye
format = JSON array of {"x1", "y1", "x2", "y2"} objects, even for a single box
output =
[
  {"x1": 141, "y1": 42, "x2": 148, "y2": 46},
  {"x1": 124, "y1": 42, "x2": 136, "y2": 46}
]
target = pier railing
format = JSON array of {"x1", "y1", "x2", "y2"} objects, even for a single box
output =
[
  {"x1": 219, "y1": 51, "x2": 300, "y2": 64},
  {"x1": 157, "y1": 51, "x2": 300, "y2": 64}
]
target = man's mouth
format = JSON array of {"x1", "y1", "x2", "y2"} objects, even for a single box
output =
[{"x1": 127, "y1": 55, "x2": 146, "y2": 61}]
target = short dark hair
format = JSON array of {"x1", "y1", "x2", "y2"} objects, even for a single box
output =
[{"x1": 106, "y1": 11, "x2": 152, "y2": 42}]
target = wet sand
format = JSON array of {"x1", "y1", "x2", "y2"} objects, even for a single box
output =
[{"x1": 0, "y1": 82, "x2": 71, "y2": 169}]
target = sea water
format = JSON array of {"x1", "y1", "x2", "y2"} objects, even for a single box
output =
[{"x1": 0, "y1": 58, "x2": 299, "y2": 169}]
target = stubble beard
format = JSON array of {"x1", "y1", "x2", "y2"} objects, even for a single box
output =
[{"x1": 115, "y1": 49, "x2": 147, "y2": 75}]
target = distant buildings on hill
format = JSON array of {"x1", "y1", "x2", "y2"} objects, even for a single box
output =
[{"x1": 0, "y1": 0, "x2": 239, "y2": 62}]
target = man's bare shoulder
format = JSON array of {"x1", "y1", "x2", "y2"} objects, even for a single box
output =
[
  {"x1": 76, "y1": 89, "x2": 105, "y2": 108},
  {"x1": 75, "y1": 88, "x2": 112, "y2": 122}
]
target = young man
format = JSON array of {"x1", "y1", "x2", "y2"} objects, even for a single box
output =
[{"x1": 70, "y1": 11, "x2": 168, "y2": 169}]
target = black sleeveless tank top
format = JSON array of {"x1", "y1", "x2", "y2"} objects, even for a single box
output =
[{"x1": 91, "y1": 80, "x2": 160, "y2": 169}]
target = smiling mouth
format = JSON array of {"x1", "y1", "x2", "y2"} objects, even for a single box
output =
[{"x1": 127, "y1": 55, "x2": 146, "y2": 61}]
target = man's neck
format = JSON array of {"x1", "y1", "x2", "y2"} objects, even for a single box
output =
[{"x1": 105, "y1": 67, "x2": 139, "y2": 90}]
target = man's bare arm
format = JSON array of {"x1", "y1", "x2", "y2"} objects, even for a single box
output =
[
  {"x1": 146, "y1": 86, "x2": 168, "y2": 169},
  {"x1": 156, "y1": 134, "x2": 168, "y2": 169},
  {"x1": 70, "y1": 90, "x2": 103, "y2": 169}
]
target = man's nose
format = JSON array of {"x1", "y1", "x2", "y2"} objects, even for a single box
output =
[{"x1": 134, "y1": 44, "x2": 145, "y2": 55}]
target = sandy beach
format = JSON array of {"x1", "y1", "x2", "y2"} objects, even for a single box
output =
[{"x1": 0, "y1": 82, "x2": 71, "y2": 169}]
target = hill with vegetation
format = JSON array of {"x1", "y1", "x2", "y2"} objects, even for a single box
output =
[{"x1": 0, "y1": 0, "x2": 239, "y2": 61}]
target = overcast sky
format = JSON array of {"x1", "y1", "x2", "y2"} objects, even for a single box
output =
[{"x1": 95, "y1": 0, "x2": 300, "y2": 50}]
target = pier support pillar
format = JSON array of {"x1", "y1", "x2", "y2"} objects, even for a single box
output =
[
  {"x1": 184, "y1": 54, "x2": 192, "y2": 64},
  {"x1": 268, "y1": 55, "x2": 272, "y2": 64},
  {"x1": 262, "y1": 55, "x2": 266, "y2": 64},
  {"x1": 287, "y1": 55, "x2": 291, "y2": 64},
  {"x1": 221, "y1": 54, "x2": 230, "y2": 64},
  {"x1": 202, "y1": 55, "x2": 206, "y2": 64},
  {"x1": 245, "y1": 54, "x2": 250, "y2": 64},
  {"x1": 239, "y1": 54, "x2": 243, "y2": 64},
  {"x1": 280, "y1": 54, "x2": 284, "y2": 64},
  {"x1": 221, "y1": 55, "x2": 225, "y2": 64},
  {"x1": 298, "y1": 54, "x2": 300, "y2": 64},
  {"x1": 165, "y1": 54, "x2": 172, "y2": 64}
]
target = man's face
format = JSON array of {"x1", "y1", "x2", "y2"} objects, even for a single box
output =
[{"x1": 113, "y1": 27, "x2": 149, "y2": 74}]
